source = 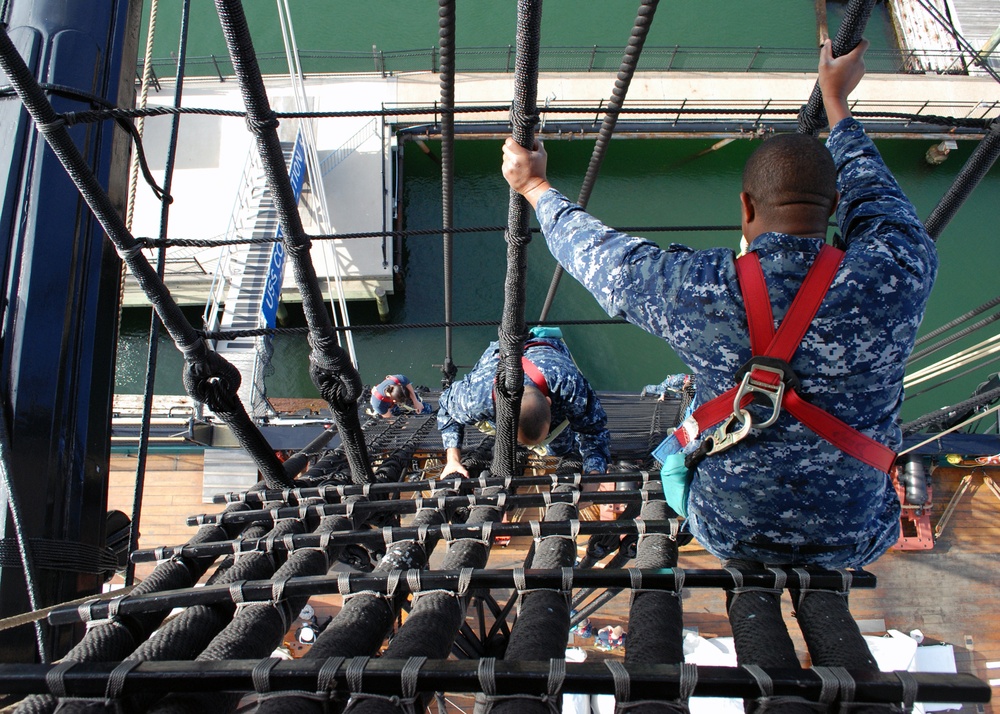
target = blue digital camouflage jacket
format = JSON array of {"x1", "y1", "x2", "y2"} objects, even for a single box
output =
[
  {"x1": 536, "y1": 118, "x2": 938, "y2": 568},
  {"x1": 436, "y1": 338, "x2": 611, "y2": 473}
]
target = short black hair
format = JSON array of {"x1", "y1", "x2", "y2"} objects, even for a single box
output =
[
  {"x1": 517, "y1": 386, "x2": 551, "y2": 445},
  {"x1": 742, "y1": 133, "x2": 837, "y2": 216}
]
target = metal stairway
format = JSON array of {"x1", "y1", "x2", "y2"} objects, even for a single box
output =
[{"x1": 211, "y1": 140, "x2": 297, "y2": 416}]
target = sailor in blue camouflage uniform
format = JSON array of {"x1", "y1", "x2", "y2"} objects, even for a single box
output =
[
  {"x1": 436, "y1": 336, "x2": 611, "y2": 481},
  {"x1": 641, "y1": 374, "x2": 693, "y2": 401},
  {"x1": 501, "y1": 40, "x2": 937, "y2": 568}
]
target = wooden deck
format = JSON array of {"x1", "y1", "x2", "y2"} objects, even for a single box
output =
[
  {"x1": 108, "y1": 455, "x2": 1000, "y2": 710},
  {"x1": 889, "y1": 0, "x2": 1000, "y2": 74}
]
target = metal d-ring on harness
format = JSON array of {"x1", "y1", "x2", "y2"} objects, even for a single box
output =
[
  {"x1": 703, "y1": 355, "x2": 801, "y2": 459},
  {"x1": 679, "y1": 244, "x2": 898, "y2": 474}
]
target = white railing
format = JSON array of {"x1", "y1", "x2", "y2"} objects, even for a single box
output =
[
  {"x1": 202, "y1": 147, "x2": 264, "y2": 338},
  {"x1": 319, "y1": 118, "x2": 379, "y2": 177}
]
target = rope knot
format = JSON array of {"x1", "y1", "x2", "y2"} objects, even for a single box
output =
[
  {"x1": 245, "y1": 110, "x2": 280, "y2": 134},
  {"x1": 182, "y1": 350, "x2": 242, "y2": 411},
  {"x1": 504, "y1": 227, "x2": 532, "y2": 248},
  {"x1": 796, "y1": 103, "x2": 825, "y2": 136},
  {"x1": 508, "y1": 107, "x2": 540, "y2": 132}
]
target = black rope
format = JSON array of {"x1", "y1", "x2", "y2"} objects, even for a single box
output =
[
  {"x1": 189, "y1": 489, "x2": 650, "y2": 529},
  {"x1": 539, "y1": 0, "x2": 660, "y2": 322},
  {"x1": 339, "y1": 489, "x2": 504, "y2": 714},
  {"x1": 493, "y1": 0, "x2": 543, "y2": 479},
  {"x1": 907, "y1": 308, "x2": 1000, "y2": 365},
  {"x1": 15, "y1": 509, "x2": 245, "y2": 713},
  {"x1": 492, "y1": 487, "x2": 577, "y2": 714},
  {"x1": 625, "y1": 496, "x2": 684, "y2": 667},
  {"x1": 726, "y1": 561, "x2": 801, "y2": 670},
  {"x1": 127, "y1": 0, "x2": 192, "y2": 588},
  {"x1": 924, "y1": 118, "x2": 1000, "y2": 240},
  {"x1": 901, "y1": 384, "x2": 1000, "y2": 434},
  {"x1": 792, "y1": 574, "x2": 878, "y2": 671},
  {"x1": 200, "y1": 318, "x2": 629, "y2": 340},
  {"x1": 139, "y1": 222, "x2": 743, "y2": 249},
  {"x1": 797, "y1": 0, "x2": 875, "y2": 135},
  {"x1": 914, "y1": 292, "x2": 1000, "y2": 347},
  {"x1": 4, "y1": 659, "x2": 991, "y2": 704},
  {"x1": 9, "y1": 98, "x2": 991, "y2": 128},
  {"x1": 214, "y1": 0, "x2": 374, "y2": 485},
  {"x1": 0, "y1": 24, "x2": 292, "y2": 490},
  {"x1": 439, "y1": 0, "x2": 458, "y2": 389},
  {"x1": 0, "y1": 82, "x2": 170, "y2": 201},
  {"x1": 51, "y1": 565, "x2": 874, "y2": 626},
  {"x1": 219, "y1": 470, "x2": 655, "y2": 506}
]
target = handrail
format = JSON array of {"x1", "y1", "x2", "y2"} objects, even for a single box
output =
[{"x1": 137, "y1": 44, "x2": 992, "y2": 80}]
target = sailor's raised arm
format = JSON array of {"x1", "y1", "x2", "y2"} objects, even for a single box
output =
[{"x1": 818, "y1": 38, "x2": 868, "y2": 127}]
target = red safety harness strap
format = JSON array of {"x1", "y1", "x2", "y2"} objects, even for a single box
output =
[{"x1": 676, "y1": 245, "x2": 896, "y2": 474}]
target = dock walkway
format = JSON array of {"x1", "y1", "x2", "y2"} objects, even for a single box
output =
[
  {"x1": 127, "y1": 66, "x2": 999, "y2": 309},
  {"x1": 890, "y1": 0, "x2": 1000, "y2": 74}
]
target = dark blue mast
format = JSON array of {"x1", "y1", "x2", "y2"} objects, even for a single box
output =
[{"x1": 0, "y1": 0, "x2": 139, "y2": 661}]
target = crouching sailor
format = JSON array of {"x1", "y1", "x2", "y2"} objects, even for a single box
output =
[{"x1": 436, "y1": 330, "x2": 615, "y2": 519}]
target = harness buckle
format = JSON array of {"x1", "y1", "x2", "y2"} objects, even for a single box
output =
[
  {"x1": 733, "y1": 357, "x2": 799, "y2": 429},
  {"x1": 706, "y1": 409, "x2": 753, "y2": 456}
]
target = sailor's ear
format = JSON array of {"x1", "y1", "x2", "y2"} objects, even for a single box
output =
[{"x1": 740, "y1": 191, "x2": 755, "y2": 223}]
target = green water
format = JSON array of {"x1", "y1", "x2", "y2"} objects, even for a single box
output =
[
  {"x1": 118, "y1": 2, "x2": 1000, "y2": 423},
  {"x1": 140, "y1": 2, "x2": 895, "y2": 62}
]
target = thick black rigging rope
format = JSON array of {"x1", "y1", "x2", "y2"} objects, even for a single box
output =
[
  {"x1": 901, "y1": 384, "x2": 1000, "y2": 434},
  {"x1": 924, "y1": 118, "x2": 1000, "y2": 240},
  {"x1": 914, "y1": 292, "x2": 1000, "y2": 347},
  {"x1": 907, "y1": 308, "x2": 1000, "y2": 366},
  {"x1": 0, "y1": 25, "x2": 293, "y2": 490},
  {"x1": 0, "y1": 83, "x2": 171, "y2": 202},
  {"x1": 439, "y1": 0, "x2": 458, "y2": 389},
  {"x1": 127, "y1": 0, "x2": 192, "y2": 589},
  {"x1": 797, "y1": 0, "x2": 875, "y2": 135},
  {"x1": 492, "y1": 0, "x2": 543, "y2": 479},
  {"x1": 538, "y1": 0, "x2": 660, "y2": 322},
  {"x1": 214, "y1": 0, "x2": 374, "y2": 484}
]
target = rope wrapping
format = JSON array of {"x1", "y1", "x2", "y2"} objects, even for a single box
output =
[
  {"x1": 539, "y1": 0, "x2": 660, "y2": 321},
  {"x1": 492, "y1": 0, "x2": 543, "y2": 479},
  {"x1": 901, "y1": 383, "x2": 1000, "y2": 434},
  {"x1": 490, "y1": 488, "x2": 576, "y2": 714},
  {"x1": 625, "y1": 497, "x2": 683, "y2": 668},
  {"x1": 724, "y1": 561, "x2": 801, "y2": 670},
  {"x1": 791, "y1": 573, "x2": 878, "y2": 671},
  {"x1": 343, "y1": 495, "x2": 502, "y2": 714},
  {"x1": 797, "y1": 0, "x2": 875, "y2": 135},
  {"x1": 439, "y1": 0, "x2": 458, "y2": 388},
  {"x1": 15, "y1": 511, "x2": 248, "y2": 714}
]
